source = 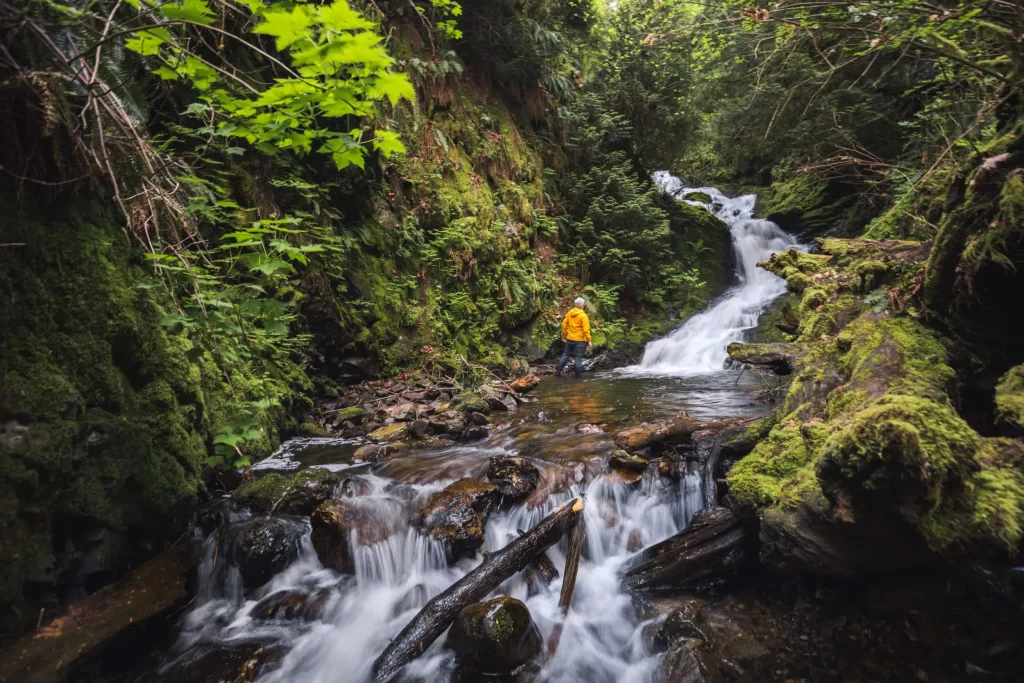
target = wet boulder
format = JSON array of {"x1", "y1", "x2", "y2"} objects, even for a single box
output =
[
  {"x1": 418, "y1": 478, "x2": 500, "y2": 559},
  {"x1": 310, "y1": 500, "x2": 391, "y2": 574},
  {"x1": 446, "y1": 597, "x2": 542, "y2": 676},
  {"x1": 250, "y1": 587, "x2": 333, "y2": 622},
  {"x1": 487, "y1": 456, "x2": 540, "y2": 500},
  {"x1": 233, "y1": 518, "x2": 303, "y2": 590}
]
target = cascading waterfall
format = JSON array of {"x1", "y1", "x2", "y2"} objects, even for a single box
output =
[
  {"x1": 161, "y1": 454, "x2": 706, "y2": 683},
  {"x1": 636, "y1": 171, "x2": 802, "y2": 373}
]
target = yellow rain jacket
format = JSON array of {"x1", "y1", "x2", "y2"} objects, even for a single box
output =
[{"x1": 561, "y1": 307, "x2": 592, "y2": 343}]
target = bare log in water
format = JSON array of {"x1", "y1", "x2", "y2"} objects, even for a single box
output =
[
  {"x1": 372, "y1": 499, "x2": 585, "y2": 682},
  {"x1": 620, "y1": 506, "x2": 756, "y2": 592},
  {"x1": 546, "y1": 516, "x2": 586, "y2": 658},
  {"x1": 615, "y1": 416, "x2": 749, "y2": 452}
]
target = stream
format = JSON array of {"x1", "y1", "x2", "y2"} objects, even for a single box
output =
[{"x1": 152, "y1": 179, "x2": 799, "y2": 683}]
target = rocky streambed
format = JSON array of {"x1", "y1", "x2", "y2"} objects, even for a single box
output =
[{"x1": 5, "y1": 369, "x2": 1021, "y2": 683}]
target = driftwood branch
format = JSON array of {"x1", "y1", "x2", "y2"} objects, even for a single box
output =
[
  {"x1": 545, "y1": 517, "x2": 585, "y2": 658},
  {"x1": 372, "y1": 499, "x2": 585, "y2": 682}
]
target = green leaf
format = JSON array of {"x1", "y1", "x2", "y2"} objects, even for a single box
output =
[
  {"x1": 160, "y1": 0, "x2": 216, "y2": 26},
  {"x1": 372, "y1": 129, "x2": 406, "y2": 157},
  {"x1": 125, "y1": 28, "x2": 172, "y2": 56},
  {"x1": 253, "y1": 5, "x2": 313, "y2": 51},
  {"x1": 368, "y1": 71, "x2": 415, "y2": 106},
  {"x1": 316, "y1": 1, "x2": 374, "y2": 31}
]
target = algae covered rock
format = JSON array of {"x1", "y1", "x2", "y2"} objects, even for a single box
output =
[
  {"x1": 310, "y1": 499, "x2": 392, "y2": 574},
  {"x1": 334, "y1": 406, "x2": 367, "y2": 423},
  {"x1": 234, "y1": 469, "x2": 340, "y2": 516},
  {"x1": 446, "y1": 597, "x2": 542, "y2": 675},
  {"x1": 369, "y1": 422, "x2": 409, "y2": 443},
  {"x1": 451, "y1": 393, "x2": 490, "y2": 415}
]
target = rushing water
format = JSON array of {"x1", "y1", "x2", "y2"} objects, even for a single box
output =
[
  {"x1": 634, "y1": 172, "x2": 802, "y2": 373},
  {"x1": 153, "y1": 179, "x2": 798, "y2": 683}
]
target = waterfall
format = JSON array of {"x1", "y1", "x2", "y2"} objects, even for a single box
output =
[{"x1": 635, "y1": 171, "x2": 802, "y2": 373}]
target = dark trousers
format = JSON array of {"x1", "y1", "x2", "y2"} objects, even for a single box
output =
[{"x1": 556, "y1": 340, "x2": 587, "y2": 377}]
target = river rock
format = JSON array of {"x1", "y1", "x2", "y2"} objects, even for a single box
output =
[
  {"x1": 509, "y1": 374, "x2": 540, "y2": 393},
  {"x1": 386, "y1": 402, "x2": 417, "y2": 421},
  {"x1": 446, "y1": 597, "x2": 543, "y2": 675},
  {"x1": 610, "y1": 450, "x2": 649, "y2": 473},
  {"x1": 233, "y1": 518, "x2": 303, "y2": 590},
  {"x1": 452, "y1": 393, "x2": 490, "y2": 415},
  {"x1": 353, "y1": 443, "x2": 390, "y2": 463},
  {"x1": 408, "y1": 418, "x2": 431, "y2": 440},
  {"x1": 310, "y1": 500, "x2": 391, "y2": 574},
  {"x1": 250, "y1": 588, "x2": 332, "y2": 622},
  {"x1": 462, "y1": 425, "x2": 490, "y2": 441},
  {"x1": 487, "y1": 456, "x2": 540, "y2": 499},
  {"x1": 468, "y1": 412, "x2": 491, "y2": 427},
  {"x1": 418, "y1": 478, "x2": 500, "y2": 559},
  {"x1": 369, "y1": 422, "x2": 408, "y2": 443}
]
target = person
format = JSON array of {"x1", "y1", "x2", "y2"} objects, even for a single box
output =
[{"x1": 556, "y1": 297, "x2": 592, "y2": 377}]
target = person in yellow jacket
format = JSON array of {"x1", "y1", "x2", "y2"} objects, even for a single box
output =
[{"x1": 556, "y1": 297, "x2": 592, "y2": 377}]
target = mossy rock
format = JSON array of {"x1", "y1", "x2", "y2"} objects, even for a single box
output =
[
  {"x1": 235, "y1": 474, "x2": 291, "y2": 515},
  {"x1": 451, "y1": 393, "x2": 490, "y2": 415},
  {"x1": 369, "y1": 423, "x2": 409, "y2": 443},
  {"x1": 334, "y1": 406, "x2": 366, "y2": 423},
  {"x1": 300, "y1": 422, "x2": 330, "y2": 438}
]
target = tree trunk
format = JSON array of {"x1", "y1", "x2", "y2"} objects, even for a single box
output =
[{"x1": 372, "y1": 499, "x2": 585, "y2": 682}]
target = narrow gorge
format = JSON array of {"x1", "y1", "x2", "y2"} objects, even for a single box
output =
[{"x1": 1, "y1": 1, "x2": 1023, "y2": 682}]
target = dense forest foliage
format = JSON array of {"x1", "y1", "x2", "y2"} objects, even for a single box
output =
[{"x1": 1, "y1": 0, "x2": 1022, "y2": 647}]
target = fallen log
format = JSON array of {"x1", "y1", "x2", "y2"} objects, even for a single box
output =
[
  {"x1": 615, "y1": 416, "x2": 749, "y2": 452},
  {"x1": 726, "y1": 341, "x2": 804, "y2": 375},
  {"x1": 372, "y1": 499, "x2": 585, "y2": 682},
  {"x1": 546, "y1": 515, "x2": 586, "y2": 658},
  {"x1": 0, "y1": 544, "x2": 193, "y2": 683},
  {"x1": 620, "y1": 507, "x2": 756, "y2": 592}
]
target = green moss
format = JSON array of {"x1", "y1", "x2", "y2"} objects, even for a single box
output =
[
  {"x1": 820, "y1": 395, "x2": 980, "y2": 499},
  {"x1": 995, "y1": 364, "x2": 1024, "y2": 428},
  {"x1": 728, "y1": 424, "x2": 812, "y2": 507},
  {"x1": 335, "y1": 406, "x2": 367, "y2": 423},
  {"x1": 235, "y1": 473, "x2": 290, "y2": 514},
  {"x1": 300, "y1": 422, "x2": 330, "y2": 437}
]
